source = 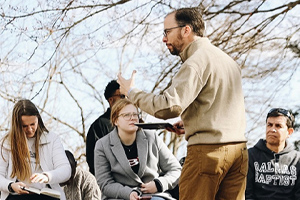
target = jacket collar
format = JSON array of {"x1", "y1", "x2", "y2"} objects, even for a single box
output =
[
  {"x1": 109, "y1": 127, "x2": 148, "y2": 183},
  {"x1": 179, "y1": 37, "x2": 210, "y2": 62},
  {"x1": 39, "y1": 132, "x2": 50, "y2": 145},
  {"x1": 101, "y1": 108, "x2": 111, "y2": 119},
  {"x1": 256, "y1": 139, "x2": 294, "y2": 155}
]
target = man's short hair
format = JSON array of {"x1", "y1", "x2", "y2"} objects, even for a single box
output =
[
  {"x1": 104, "y1": 80, "x2": 120, "y2": 101},
  {"x1": 266, "y1": 108, "x2": 295, "y2": 128},
  {"x1": 171, "y1": 7, "x2": 205, "y2": 37}
]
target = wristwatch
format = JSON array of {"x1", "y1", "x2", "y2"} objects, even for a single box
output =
[{"x1": 8, "y1": 182, "x2": 14, "y2": 193}]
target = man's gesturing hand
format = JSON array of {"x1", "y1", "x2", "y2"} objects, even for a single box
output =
[{"x1": 117, "y1": 70, "x2": 137, "y2": 96}]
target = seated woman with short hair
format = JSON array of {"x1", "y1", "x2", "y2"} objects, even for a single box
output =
[{"x1": 94, "y1": 99, "x2": 181, "y2": 200}]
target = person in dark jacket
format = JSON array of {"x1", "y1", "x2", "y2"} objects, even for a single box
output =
[
  {"x1": 246, "y1": 108, "x2": 300, "y2": 200},
  {"x1": 86, "y1": 80, "x2": 125, "y2": 175}
]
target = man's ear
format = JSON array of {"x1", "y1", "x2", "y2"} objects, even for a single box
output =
[
  {"x1": 108, "y1": 97, "x2": 114, "y2": 107},
  {"x1": 182, "y1": 25, "x2": 192, "y2": 37},
  {"x1": 287, "y1": 128, "x2": 294, "y2": 137}
]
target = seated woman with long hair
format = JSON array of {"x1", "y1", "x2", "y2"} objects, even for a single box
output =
[
  {"x1": 94, "y1": 99, "x2": 181, "y2": 200},
  {"x1": 0, "y1": 99, "x2": 71, "y2": 200}
]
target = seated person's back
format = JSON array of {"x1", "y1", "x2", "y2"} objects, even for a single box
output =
[{"x1": 61, "y1": 150, "x2": 101, "y2": 200}]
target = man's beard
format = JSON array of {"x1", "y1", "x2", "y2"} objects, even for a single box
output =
[
  {"x1": 169, "y1": 34, "x2": 184, "y2": 56},
  {"x1": 169, "y1": 45, "x2": 181, "y2": 56}
]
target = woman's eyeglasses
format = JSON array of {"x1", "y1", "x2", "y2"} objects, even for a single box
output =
[{"x1": 118, "y1": 112, "x2": 140, "y2": 120}]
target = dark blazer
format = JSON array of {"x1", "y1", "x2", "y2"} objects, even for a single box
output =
[{"x1": 94, "y1": 128, "x2": 181, "y2": 200}]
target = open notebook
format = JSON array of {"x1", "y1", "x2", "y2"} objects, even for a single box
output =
[{"x1": 20, "y1": 186, "x2": 60, "y2": 199}]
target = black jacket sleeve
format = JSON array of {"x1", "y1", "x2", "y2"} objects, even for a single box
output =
[{"x1": 86, "y1": 117, "x2": 113, "y2": 175}]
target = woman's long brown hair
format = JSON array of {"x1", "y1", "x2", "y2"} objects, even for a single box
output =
[{"x1": 1, "y1": 99, "x2": 48, "y2": 181}]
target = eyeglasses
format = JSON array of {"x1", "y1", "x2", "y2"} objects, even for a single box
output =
[
  {"x1": 163, "y1": 25, "x2": 186, "y2": 37},
  {"x1": 111, "y1": 94, "x2": 126, "y2": 99},
  {"x1": 267, "y1": 108, "x2": 293, "y2": 121},
  {"x1": 118, "y1": 112, "x2": 140, "y2": 121}
]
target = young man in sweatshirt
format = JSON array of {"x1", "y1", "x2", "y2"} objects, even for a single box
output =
[{"x1": 246, "y1": 108, "x2": 300, "y2": 200}]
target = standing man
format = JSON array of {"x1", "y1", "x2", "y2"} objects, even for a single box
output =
[
  {"x1": 246, "y1": 108, "x2": 300, "y2": 200},
  {"x1": 86, "y1": 80, "x2": 125, "y2": 175},
  {"x1": 118, "y1": 7, "x2": 248, "y2": 200}
]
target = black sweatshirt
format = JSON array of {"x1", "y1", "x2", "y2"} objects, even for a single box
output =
[{"x1": 246, "y1": 139, "x2": 300, "y2": 200}]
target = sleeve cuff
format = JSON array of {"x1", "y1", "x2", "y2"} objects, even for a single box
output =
[
  {"x1": 153, "y1": 179, "x2": 163, "y2": 192},
  {"x1": 132, "y1": 187, "x2": 142, "y2": 196},
  {"x1": 128, "y1": 87, "x2": 134, "y2": 96},
  {"x1": 8, "y1": 182, "x2": 14, "y2": 193},
  {"x1": 42, "y1": 172, "x2": 51, "y2": 183}
]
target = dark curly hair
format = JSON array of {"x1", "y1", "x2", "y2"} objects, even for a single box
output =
[{"x1": 104, "y1": 80, "x2": 120, "y2": 101}]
